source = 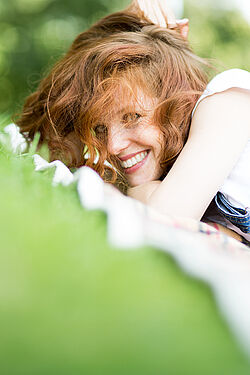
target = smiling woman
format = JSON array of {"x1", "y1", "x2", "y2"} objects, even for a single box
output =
[
  {"x1": 93, "y1": 88, "x2": 164, "y2": 186},
  {"x1": 15, "y1": 7, "x2": 206, "y2": 183},
  {"x1": 15, "y1": 0, "x2": 250, "y2": 244}
]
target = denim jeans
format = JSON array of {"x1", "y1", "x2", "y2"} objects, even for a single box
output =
[{"x1": 215, "y1": 192, "x2": 250, "y2": 234}]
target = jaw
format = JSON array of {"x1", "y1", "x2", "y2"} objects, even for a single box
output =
[{"x1": 126, "y1": 154, "x2": 163, "y2": 187}]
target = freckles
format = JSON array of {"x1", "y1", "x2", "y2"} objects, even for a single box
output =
[
  {"x1": 139, "y1": 120, "x2": 159, "y2": 135},
  {"x1": 146, "y1": 124, "x2": 163, "y2": 144}
]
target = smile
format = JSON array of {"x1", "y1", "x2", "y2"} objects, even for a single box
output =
[{"x1": 120, "y1": 151, "x2": 149, "y2": 171}]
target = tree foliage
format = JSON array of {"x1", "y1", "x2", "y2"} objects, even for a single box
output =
[
  {"x1": 0, "y1": 0, "x2": 129, "y2": 114},
  {"x1": 185, "y1": 0, "x2": 250, "y2": 75}
]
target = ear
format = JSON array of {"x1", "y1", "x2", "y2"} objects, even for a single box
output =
[{"x1": 176, "y1": 18, "x2": 189, "y2": 39}]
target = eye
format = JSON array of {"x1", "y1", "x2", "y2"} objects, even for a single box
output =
[
  {"x1": 93, "y1": 124, "x2": 107, "y2": 139},
  {"x1": 122, "y1": 112, "x2": 141, "y2": 124}
]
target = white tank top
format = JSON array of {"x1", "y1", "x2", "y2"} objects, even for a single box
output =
[{"x1": 193, "y1": 69, "x2": 250, "y2": 241}]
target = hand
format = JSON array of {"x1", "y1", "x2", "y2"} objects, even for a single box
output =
[
  {"x1": 127, "y1": 0, "x2": 189, "y2": 38},
  {"x1": 128, "y1": 180, "x2": 161, "y2": 204},
  {"x1": 137, "y1": 0, "x2": 176, "y2": 28}
]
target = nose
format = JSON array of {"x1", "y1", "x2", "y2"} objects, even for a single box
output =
[{"x1": 107, "y1": 126, "x2": 130, "y2": 156}]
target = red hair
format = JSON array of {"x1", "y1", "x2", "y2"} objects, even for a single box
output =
[{"x1": 15, "y1": 11, "x2": 209, "y2": 189}]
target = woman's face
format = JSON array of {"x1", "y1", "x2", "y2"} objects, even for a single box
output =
[{"x1": 95, "y1": 89, "x2": 164, "y2": 187}]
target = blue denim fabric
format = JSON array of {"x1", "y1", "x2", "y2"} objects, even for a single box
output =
[{"x1": 215, "y1": 192, "x2": 250, "y2": 234}]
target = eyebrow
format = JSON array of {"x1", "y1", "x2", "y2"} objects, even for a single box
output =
[{"x1": 115, "y1": 106, "x2": 142, "y2": 116}]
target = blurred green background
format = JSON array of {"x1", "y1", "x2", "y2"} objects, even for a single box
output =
[{"x1": 0, "y1": 0, "x2": 249, "y2": 116}]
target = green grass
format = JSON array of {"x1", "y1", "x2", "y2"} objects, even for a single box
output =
[{"x1": 0, "y1": 145, "x2": 250, "y2": 375}]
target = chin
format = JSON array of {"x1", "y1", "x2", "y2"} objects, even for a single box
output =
[{"x1": 133, "y1": 171, "x2": 163, "y2": 185}]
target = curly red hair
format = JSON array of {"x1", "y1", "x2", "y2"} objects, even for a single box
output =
[{"x1": 15, "y1": 11, "x2": 209, "y2": 188}]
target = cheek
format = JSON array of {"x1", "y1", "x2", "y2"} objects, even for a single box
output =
[
  {"x1": 138, "y1": 123, "x2": 163, "y2": 148},
  {"x1": 147, "y1": 128, "x2": 164, "y2": 157}
]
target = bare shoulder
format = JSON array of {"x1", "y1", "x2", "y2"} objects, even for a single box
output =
[
  {"x1": 199, "y1": 86, "x2": 250, "y2": 106},
  {"x1": 192, "y1": 87, "x2": 250, "y2": 137}
]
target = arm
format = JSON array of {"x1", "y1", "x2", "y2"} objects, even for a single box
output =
[
  {"x1": 131, "y1": 88, "x2": 250, "y2": 219},
  {"x1": 128, "y1": 180, "x2": 161, "y2": 204}
]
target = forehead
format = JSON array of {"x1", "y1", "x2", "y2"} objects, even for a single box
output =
[
  {"x1": 112, "y1": 86, "x2": 158, "y2": 116},
  {"x1": 94, "y1": 68, "x2": 159, "y2": 125}
]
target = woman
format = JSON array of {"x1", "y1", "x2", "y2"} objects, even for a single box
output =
[{"x1": 15, "y1": 1, "x2": 250, "y2": 244}]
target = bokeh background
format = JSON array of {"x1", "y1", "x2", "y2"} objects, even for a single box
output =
[{"x1": 0, "y1": 0, "x2": 249, "y2": 116}]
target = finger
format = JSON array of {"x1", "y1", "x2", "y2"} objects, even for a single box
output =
[
  {"x1": 176, "y1": 18, "x2": 189, "y2": 39},
  {"x1": 138, "y1": 0, "x2": 170, "y2": 28},
  {"x1": 176, "y1": 18, "x2": 189, "y2": 25},
  {"x1": 151, "y1": 4, "x2": 167, "y2": 27},
  {"x1": 154, "y1": 0, "x2": 169, "y2": 27},
  {"x1": 159, "y1": 2, "x2": 177, "y2": 28},
  {"x1": 142, "y1": 0, "x2": 167, "y2": 27}
]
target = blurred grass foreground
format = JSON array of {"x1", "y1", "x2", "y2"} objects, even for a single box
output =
[{"x1": 1, "y1": 124, "x2": 250, "y2": 374}]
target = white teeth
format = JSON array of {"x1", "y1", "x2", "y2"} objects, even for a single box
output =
[
  {"x1": 121, "y1": 151, "x2": 148, "y2": 169},
  {"x1": 135, "y1": 154, "x2": 141, "y2": 162}
]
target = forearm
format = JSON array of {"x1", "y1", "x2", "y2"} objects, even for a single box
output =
[{"x1": 128, "y1": 180, "x2": 161, "y2": 204}]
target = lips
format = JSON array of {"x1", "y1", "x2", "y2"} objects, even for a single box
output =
[
  {"x1": 120, "y1": 150, "x2": 150, "y2": 174},
  {"x1": 119, "y1": 149, "x2": 148, "y2": 162}
]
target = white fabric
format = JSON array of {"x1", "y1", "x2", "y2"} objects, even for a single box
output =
[
  {"x1": 192, "y1": 69, "x2": 250, "y2": 241},
  {"x1": 193, "y1": 69, "x2": 250, "y2": 113},
  {"x1": 33, "y1": 154, "x2": 74, "y2": 186},
  {"x1": 0, "y1": 123, "x2": 27, "y2": 154}
]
